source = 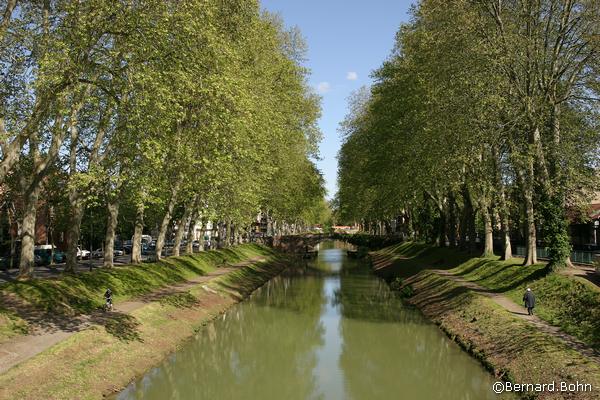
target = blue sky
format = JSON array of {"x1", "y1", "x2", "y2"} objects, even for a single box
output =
[{"x1": 261, "y1": 0, "x2": 414, "y2": 199}]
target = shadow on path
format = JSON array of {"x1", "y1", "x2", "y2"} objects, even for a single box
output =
[
  {"x1": 433, "y1": 269, "x2": 600, "y2": 364},
  {"x1": 0, "y1": 256, "x2": 266, "y2": 373}
]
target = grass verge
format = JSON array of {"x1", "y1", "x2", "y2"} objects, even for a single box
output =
[
  {"x1": 0, "y1": 244, "x2": 273, "y2": 343},
  {"x1": 450, "y1": 258, "x2": 600, "y2": 350},
  {"x1": 0, "y1": 250, "x2": 291, "y2": 400},
  {"x1": 372, "y1": 242, "x2": 600, "y2": 351},
  {"x1": 406, "y1": 271, "x2": 600, "y2": 400}
]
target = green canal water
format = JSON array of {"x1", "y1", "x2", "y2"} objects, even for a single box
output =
[{"x1": 116, "y1": 241, "x2": 512, "y2": 400}]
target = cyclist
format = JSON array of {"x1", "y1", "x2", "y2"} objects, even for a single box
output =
[{"x1": 104, "y1": 288, "x2": 113, "y2": 311}]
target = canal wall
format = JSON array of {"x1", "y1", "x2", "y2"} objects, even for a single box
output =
[
  {"x1": 0, "y1": 249, "x2": 292, "y2": 400},
  {"x1": 404, "y1": 271, "x2": 600, "y2": 400}
]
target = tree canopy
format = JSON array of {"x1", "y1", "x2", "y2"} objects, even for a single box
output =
[
  {"x1": 336, "y1": 0, "x2": 600, "y2": 268},
  {"x1": 0, "y1": 0, "x2": 326, "y2": 277}
]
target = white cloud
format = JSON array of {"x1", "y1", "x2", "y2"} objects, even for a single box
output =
[
  {"x1": 346, "y1": 71, "x2": 358, "y2": 81},
  {"x1": 317, "y1": 82, "x2": 331, "y2": 94}
]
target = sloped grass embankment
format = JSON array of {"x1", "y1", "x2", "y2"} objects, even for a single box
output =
[
  {"x1": 449, "y1": 258, "x2": 600, "y2": 351},
  {"x1": 0, "y1": 245, "x2": 290, "y2": 400},
  {"x1": 0, "y1": 244, "x2": 274, "y2": 343},
  {"x1": 371, "y1": 242, "x2": 600, "y2": 399},
  {"x1": 372, "y1": 242, "x2": 600, "y2": 350},
  {"x1": 406, "y1": 271, "x2": 600, "y2": 400}
]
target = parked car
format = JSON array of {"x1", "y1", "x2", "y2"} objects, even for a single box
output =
[
  {"x1": 113, "y1": 248, "x2": 124, "y2": 256},
  {"x1": 141, "y1": 243, "x2": 156, "y2": 256},
  {"x1": 92, "y1": 248, "x2": 104, "y2": 259},
  {"x1": 34, "y1": 245, "x2": 66, "y2": 265},
  {"x1": 54, "y1": 249, "x2": 66, "y2": 263},
  {"x1": 0, "y1": 254, "x2": 11, "y2": 270},
  {"x1": 77, "y1": 247, "x2": 91, "y2": 260}
]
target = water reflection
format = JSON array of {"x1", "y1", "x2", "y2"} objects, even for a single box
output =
[{"x1": 116, "y1": 240, "x2": 513, "y2": 400}]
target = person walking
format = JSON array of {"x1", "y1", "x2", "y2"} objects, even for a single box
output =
[{"x1": 523, "y1": 287, "x2": 535, "y2": 315}]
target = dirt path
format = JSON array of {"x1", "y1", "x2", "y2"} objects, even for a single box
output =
[
  {"x1": 432, "y1": 269, "x2": 600, "y2": 364},
  {"x1": 0, "y1": 257, "x2": 264, "y2": 374},
  {"x1": 560, "y1": 264, "x2": 600, "y2": 287}
]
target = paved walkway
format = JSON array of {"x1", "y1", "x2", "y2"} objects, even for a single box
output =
[
  {"x1": 432, "y1": 269, "x2": 600, "y2": 364},
  {"x1": 0, "y1": 257, "x2": 265, "y2": 374}
]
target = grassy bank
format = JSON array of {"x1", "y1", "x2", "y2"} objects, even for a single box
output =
[
  {"x1": 406, "y1": 271, "x2": 600, "y2": 399},
  {"x1": 450, "y1": 258, "x2": 600, "y2": 350},
  {"x1": 370, "y1": 242, "x2": 471, "y2": 280},
  {"x1": 0, "y1": 245, "x2": 272, "y2": 343},
  {"x1": 372, "y1": 242, "x2": 600, "y2": 350},
  {"x1": 0, "y1": 248, "x2": 290, "y2": 400}
]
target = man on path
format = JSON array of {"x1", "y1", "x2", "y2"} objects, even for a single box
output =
[{"x1": 523, "y1": 287, "x2": 535, "y2": 315}]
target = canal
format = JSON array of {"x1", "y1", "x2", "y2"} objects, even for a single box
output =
[{"x1": 116, "y1": 241, "x2": 511, "y2": 400}]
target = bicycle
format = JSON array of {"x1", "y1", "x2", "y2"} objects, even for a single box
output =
[{"x1": 103, "y1": 298, "x2": 113, "y2": 312}]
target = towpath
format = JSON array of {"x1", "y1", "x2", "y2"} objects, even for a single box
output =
[
  {"x1": 0, "y1": 256, "x2": 264, "y2": 374},
  {"x1": 432, "y1": 269, "x2": 600, "y2": 364}
]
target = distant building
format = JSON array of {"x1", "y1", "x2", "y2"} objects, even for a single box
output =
[
  {"x1": 570, "y1": 193, "x2": 600, "y2": 249},
  {"x1": 333, "y1": 225, "x2": 359, "y2": 234}
]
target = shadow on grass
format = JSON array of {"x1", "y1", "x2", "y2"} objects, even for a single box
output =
[
  {"x1": 91, "y1": 311, "x2": 143, "y2": 342},
  {"x1": 373, "y1": 246, "x2": 473, "y2": 282},
  {"x1": 158, "y1": 291, "x2": 199, "y2": 308},
  {"x1": 452, "y1": 258, "x2": 551, "y2": 293},
  {"x1": 0, "y1": 291, "x2": 90, "y2": 334},
  {"x1": 408, "y1": 273, "x2": 474, "y2": 317},
  {"x1": 0, "y1": 291, "x2": 144, "y2": 343},
  {"x1": 0, "y1": 244, "x2": 271, "y2": 340}
]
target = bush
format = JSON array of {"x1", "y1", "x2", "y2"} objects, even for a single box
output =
[
  {"x1": 389, "y1": 277, "x2": 414, "y2": 298},
  {"x1": 399, "y1": 284, "x2": 414, "y2": 298},
  {"x1": 390, "y1": 277, "x2": 403, "y2": 290},
  {"x1": 333, "y1": 233, "x2": 404, "y2": 250}
]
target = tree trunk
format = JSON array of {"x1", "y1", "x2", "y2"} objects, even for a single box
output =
[
  {"x1": 523, "y1": 186, "x2": 537, "y2": 265},
  {"x1": 131, "y1": 202, "x2": 144, "y2": 264},
  {"x1": 8, "y1": 203, "x2": 17, "y2": 269},
  {"x1": 235, "y1": 226, "x2": 241, "y2": 245},
  {"x1": 65, "y1": 197, "x2": 84, "y2": 273},
  {"x1": 186, "y1": 208, "x2": 198, "y2": 254},
  {"x1": 438, "y1": 200, "x2": 446, "y2": 247},
  {"x1": 545, "y1": 103, "x2": 572, "y2": 268},
  {"x1": 173, "y1": 200, "x2": 194, "y2": 257},
  {"x1": 0, "y1": 0, "x2": 18, "y2": 42},
  {"x1": 448, "y1": 193, "x2": 458, "y2": 247},
  {"x1": 197, "y1": 221, "x2": 205, "y2": 251},
  {"x1": 103, "y1": 199, "x2": 119, "y2": 268},
  {"x1": 459, "y1": 186, "x2": 473, "y2": 251},
  {"x1": 155, "y1": 183, "x2": 180, "y2": 260},
  {"x1": 500, "y1": 214, "x2": 513, "y2": 260},
  {"x1": 482, "y1": 204, "x2": 494, "y2": 257},
  {"x1": 216, "y1": 222, "x2": 222, "y2": 248},
  {"x1": 225, "y1": 220, "x2": 232, "y2": 247},
  {"x1": 492, "y1": 146, "x2": 511, "y2": 260},
  {"x1": 468, "y1": 211, "x2": 477, "y2": 254},
  {"x1": 18, "y1": 185, "x2": 41, "y2": 278}
]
